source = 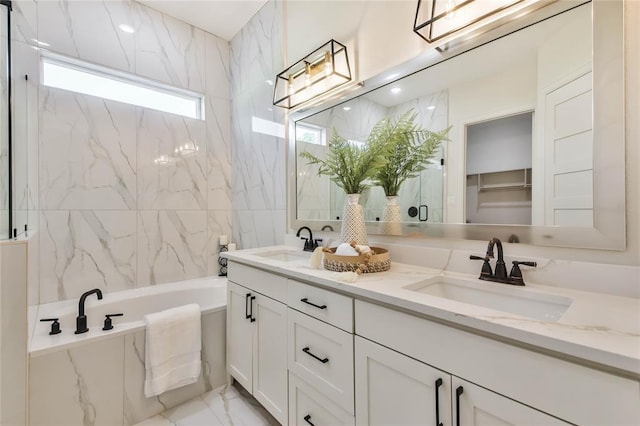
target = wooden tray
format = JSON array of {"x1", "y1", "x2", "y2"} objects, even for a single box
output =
[{"x1": 323, "y1": 247, "x2": 390, "y2": 273}]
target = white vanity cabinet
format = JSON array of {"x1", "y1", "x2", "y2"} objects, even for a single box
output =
[
  {"x1": 227, "y1": 264, "x2": 288, "y2": 424},
  {"x1": 355, "y1": 300, "x2": 640, "y2": 425}
]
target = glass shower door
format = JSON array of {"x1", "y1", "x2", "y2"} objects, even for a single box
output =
[{"x1": 0, "y1": 2, "x2": 9, "y2": 239}]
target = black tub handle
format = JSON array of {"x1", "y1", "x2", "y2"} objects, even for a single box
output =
[
  {"x1": 302, "y1": 346, "x2": 329, "y2": 364},
  {"x1": 303, "y1": 414, "x2": 315, "y2": 426},
  {"x1": 300, "y1": 298, "x2": 327, "y2": 310}
]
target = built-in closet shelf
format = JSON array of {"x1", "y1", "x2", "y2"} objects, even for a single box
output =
[{"x1": 473, "y1": 168, "x2": 532, "y2": 192}]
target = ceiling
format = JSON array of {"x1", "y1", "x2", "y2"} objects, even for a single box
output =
[{"x1": 137, "y1": 0, "x2": 269, "y2": 41}]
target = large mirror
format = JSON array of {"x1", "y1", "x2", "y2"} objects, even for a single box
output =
[{"x1": 289, "y1": 0, "x2": 625, "y2": 250}]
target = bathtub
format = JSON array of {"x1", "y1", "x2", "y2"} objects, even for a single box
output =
[
  {"x1": 28, "y1": 277, "x2": 229, "y2": 425},
  {"x1": 29, "y1": 276, "x2": 228, "y2": 358}
]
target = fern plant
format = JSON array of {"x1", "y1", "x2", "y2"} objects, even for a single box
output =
[
  {"x1": 300, "y1": 129, "x2": 389, "y2": 195},
  {"x1": 372, "y1": 109, "x2": 450, "y2": 197}
]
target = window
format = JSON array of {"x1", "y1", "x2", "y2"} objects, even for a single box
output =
[
  {"x1": 296, "y1": 123, "x2": 326, "y2": 145},
  {"x1": 41, "y1": 53, "x2": 204, "y2": 120}
]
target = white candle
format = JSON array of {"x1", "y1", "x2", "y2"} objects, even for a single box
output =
[
  {"x1": 219, "y1": 235, "x2": 228, "y2": 246},
  {"x1": 228, "y1": 243, "x2": 237, "y2": 251}
]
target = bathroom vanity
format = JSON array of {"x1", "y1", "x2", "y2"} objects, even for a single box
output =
[{"x1": 223, "y1": 246, "x2": 640, "y2": 425}]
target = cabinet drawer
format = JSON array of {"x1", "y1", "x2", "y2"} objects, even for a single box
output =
[
  {"x1": 228, "y1": 262, "x2": 287, "y2": 302},
  {"x1": 288, "y1": 308, "x2": 354, "y2": 414},
  {"x1": 288, "y1": 373, "x2": 354, "y2": 426},
  {"x1": 287, "y1": 279, "x2": 353, "y2": 332}
]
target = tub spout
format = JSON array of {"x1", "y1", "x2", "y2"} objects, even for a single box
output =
[{"x1": 75, "y1": 289, "x2": 103, "y2": 334}]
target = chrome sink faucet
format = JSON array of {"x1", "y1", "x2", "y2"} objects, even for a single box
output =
[
  {"x1": 296, "y1": 226, "x2": 322, "y2": 252},
  {"x1": 75, "y1": 288, "x2": 103, "y2": 334},
  {"x1": 470, "y1": 237, "x2": 537, "y2": 286}
]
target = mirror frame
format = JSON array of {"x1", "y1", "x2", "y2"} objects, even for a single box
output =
[{"x1": 287, "y1": 0, "x2": 625, "y2": 250}]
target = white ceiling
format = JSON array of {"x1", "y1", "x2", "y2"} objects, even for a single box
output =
[{"x1": 137, "y1": 0, "x2": 269, "y2": 41}]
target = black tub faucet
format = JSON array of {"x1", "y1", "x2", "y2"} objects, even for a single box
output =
[
  {"x1": 75, "y1": 288, "x2": 103, "y2": 334},
  {"x1": 296, "y1": 226, "x2": 322, "y2": 252}
]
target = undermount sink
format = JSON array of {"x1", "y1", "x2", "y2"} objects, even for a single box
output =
[
  {"x1": 403, "y1": 276, "x2": 572, "y2": 322},
  {"x1": 254, "y1": 249, "x2": 311, "y2": 262}
]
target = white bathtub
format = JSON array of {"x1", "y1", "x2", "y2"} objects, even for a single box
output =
[{"x1": 29, "y1": 277, "x2": 227, "y2": 358}]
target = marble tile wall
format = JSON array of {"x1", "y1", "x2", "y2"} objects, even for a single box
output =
[
  {"x1": 230, "y1": 0, "x2": 286, "y2": 249},
  {"x1": 29, "y1": 310, "x2": 227, "y2": 426},
  {"x1": 10, "y1": 0, "x2": 232, "y2": 305}
]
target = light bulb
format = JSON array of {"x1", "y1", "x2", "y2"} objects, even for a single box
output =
[
  {"x1": 305, "y1": 63, "x2": 312, "y2": 87},
  {"x1": 324, "y1": 51, "x2": 332, "y2": 76}
]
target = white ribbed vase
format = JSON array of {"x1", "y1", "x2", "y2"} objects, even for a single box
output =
[
  {"x1": 340, "y1": 193, "x2": 368, "y2": 245},
  {"x1": 382, "y1": 196, "x2": 403, "y2": 235}
]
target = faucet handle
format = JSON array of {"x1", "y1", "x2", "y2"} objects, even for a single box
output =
[
  {"x1": 40, "y1": 318, "x2": 61, "y2": 335},
  {"x1": 312, "y1": 238, "x2": 323, "y2": 249},
  {"x1": 470, "y1": 255, "x2": 493, "y2": 278},
  {"x1": 509, "y1": 261, "x2": 537, "y2": 285},
  {"x1": 103, "y1": 313, "x2": 123, "y2": 331}
]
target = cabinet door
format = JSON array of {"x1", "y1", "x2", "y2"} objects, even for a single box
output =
[
  {"x1": 452, "y1": 378, "x2": 570, "y2": 425},
  {"x1": 253, "y1": 293, "x2": 288, "y2": 425},
  {"x1": 227, "y1": 281, "x2": 253, "y2": 391},
  {"x1": 355, "y1": 336, "x2": 451, "y2": 426}
]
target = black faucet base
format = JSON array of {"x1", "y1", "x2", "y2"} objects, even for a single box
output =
[
  {"x1": 478, "y1": 274, "x2": 525, "y2": 286},
  {"x1": 75, "y1": 315, "x2": 88, "y2": 334}
]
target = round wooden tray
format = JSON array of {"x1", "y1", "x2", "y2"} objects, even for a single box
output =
[{"x1": 323, "y1": 247, "x2": 391, "y2": 273}]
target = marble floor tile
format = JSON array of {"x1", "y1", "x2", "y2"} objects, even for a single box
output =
[{"x1": 133, "y1": 383, "x2": 278, "y2": 426}]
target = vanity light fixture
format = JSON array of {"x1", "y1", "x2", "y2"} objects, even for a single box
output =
[
  {"x1": 413, "y1": 0, "x2": 528, "y2": 43},
  {"x1": 273, "y1": 39, "x2": 352, "y2": 110}
]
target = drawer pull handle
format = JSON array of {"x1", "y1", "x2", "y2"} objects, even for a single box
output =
[
  {"x1": 245, "y1": 293, "x2": 251, "y2": 320},
  {"x1": 303, "y1": 414, "x2": 315, "y2": 426},
  {"x1": 435, "y1": 378, "x2": 443, "y2": 426},
  {"x1": 300, "y1": 298, "x2": 327, "y2": 310},
  {"x1": 250, "y1": 295, "x2": 256, "y2": 322},
  {"x1": 455, "y1": 385, "x2": 464, "y2": 426},
  {"x1": 302, "y1": 346, "x2": 329, "y2": 364}
]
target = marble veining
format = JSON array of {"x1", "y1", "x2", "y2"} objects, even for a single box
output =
[
  {"x1": 137, "y1": 211, "x2": 207, "y2": 287},
  {"x1": 133, "y1": 384, "x2": 278, "y2": 426},
  {"x1": 134, "y1": 3, "x2": 206, "y2": 93},
  {"x1": 40, "y1": 88, "x2": 137, "y2": 210},
  {"x1": 230, "y1": 0, "x2": 286, "y2": 249},
  {"x1": 37, "y1": 0, "x2": 135, "y2": 72},
  {"x1": 39, "y1": 210, "x2": 137, "y2": 304}
]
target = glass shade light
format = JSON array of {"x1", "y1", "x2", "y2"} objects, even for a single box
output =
[
  {"x1": 414, "y1": 0, "x2": 527, "y2": 43},
  {"x1": 273, "y1": 39, "x2": 351, "y2": 110}
]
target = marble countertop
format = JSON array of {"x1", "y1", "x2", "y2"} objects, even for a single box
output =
[{"x1": 223, "y1": 245, "x2": 640, "y2": 378}]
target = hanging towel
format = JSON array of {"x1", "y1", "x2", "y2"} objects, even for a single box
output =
[{"x1": 144, "y1": 303, "x2": 202, "y2": 398}]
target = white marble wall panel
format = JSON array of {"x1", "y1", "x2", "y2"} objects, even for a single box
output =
[
  {"x1": 134, "y1": 2, "x2": 205, "y2": 93},
  {"x1": 137, "y1": 210, "x2": 207, "y2": 287},
  {"x1": 11, "y1": 0, "x2": 37, "y2": 45},
  {"x1": 37, "y1": 0, "x2": 135, "y2": 72},
  {"x1": 207, "y1": 210, "x2": 232, "y2": 276},
  {"x1": 205, "y1": 32, "x2": 230, "y2": 101},
  {"x1": 230, "y1": 0, "x2": 285, "y2": 249},
  {"x1": 39, "y1": 210, "x2": 136, "y2": 303},
  {"x1": 206, "y1": 95, "x2": 231, "y2": 211},
  {"x1": 137, "y1": 109, "x2": 207, "y2": 210},
  {"x1": 40, "y1": 88, "x2": 137, "y2": 210},
  {"x1": 229, "y1": 0, "x2": 282, "y2": 97},
  {"x1": 29, "y1": 336, "x2": 125, "y2": 426},
  {"x1": 123, "y1": 311, "x2": 226, "y2": 426},
  {"x1": 13, "y1": 41, "x2": 39, "y2": 212},
  {"x1": 232, "y1": 209, "x2": 285, "y2": 249}
]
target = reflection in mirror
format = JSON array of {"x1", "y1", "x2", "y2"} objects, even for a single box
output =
[
  {"x1": 297, "y1": 1, "x2": 591, "y2": 227},
  {"x1": 291, "y1": 0, "x2": 625, "y2": 249}
]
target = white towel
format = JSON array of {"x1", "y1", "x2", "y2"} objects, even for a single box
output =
[{"x1": 144, "y1": 303, "x2": 202, "y2": 398}]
